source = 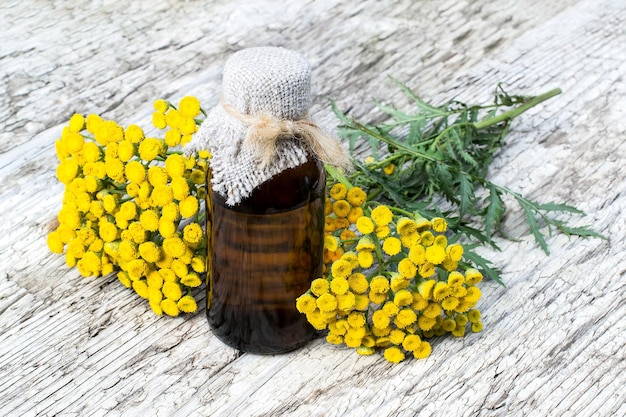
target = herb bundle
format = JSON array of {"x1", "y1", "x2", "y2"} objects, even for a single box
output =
[{"x1": 329, "y1": 79, "x2": 602, "y2": 284}]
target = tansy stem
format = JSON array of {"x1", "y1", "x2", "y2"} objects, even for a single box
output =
[
  {"x1": 324, "y1": 164, "x2": 354, "y2": 189},
  {"x1": 473, "y1": 88, "x2": 562, "y2": 130}
]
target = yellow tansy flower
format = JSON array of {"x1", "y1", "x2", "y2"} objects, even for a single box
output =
[
  {"x1": 465, "y1": 268, "x2": 483, "y2": 285},
  {"x1": 375, "y1": 225, "x2": 391, "y2": 239},
  {"x1": 464, "y1": 286, "x2": 482, "y2": 304},
  {"x1": 471, "y1": 321, "x2": 483, "y2": 332},
  {"x1": 139, "y1": 209, "x2": 160, "y2": 232},
  {"x1": 346, "y1": 187, "x2": 367, "y2": 207},
  {"x1": 434, "y1": 235, "x2": 447, "y2": 247},
  {"x1": 382, "y1": 301, "x2": 399, "y2": 316},
  {"x1": 296, "y1": 294, "x2": 317, "y2": 314},
  {"x1": 397, "y1": 258, "x2": 417, "y2": 278},
  {"x1": 418, "y1": 315, "x2": 436, "y2": 331},
  {"x1": 177, "y1": 295, "x2": 197, "y2": 313},
  {"x1": 383, "y1": 164, "x2": 395, "y2": 175},
  {"x1": 446, "y1": 243, "x2": 464, "y2": 262},
  {"x1": 418, "y1": 279, "x2": 436, "y2": 300},
  {"x1": 332, "y1": 200, "x2": 351, "y2": 218},
  {"x1": 56, "y1": 159, "x2": 79, "y2": 184},
  {"x1": 468, "y1": 309, "x2": 481, "y2": 323},
  {"x1": 370, "y1": 276, "x2": 389, "y2": 293},
  {"x1": 68, "y1": 113, "x2": 85, "y2": 133},
  {"x1": 394, "y1": 309, "x2": 417, "y2": 327},
  {"x1": 356, "y1": 235, "x2": 375, "y2": 251},
  {"x1": 179, "y1": 195, "x2": 199, "y2": 218},
  {"x1": 408, "y1": 244, "x2": 426, "y2": 265},
  {"x1": 372, "y1": 310, "x2": 391, "y2": 329},
  {"x1": 82, "y1": 142, "x2": 102, "y2": 163},
  {"x1": 431, "y1": 217, "x2": 447, "y2": 232},
  {"x1": 393, "y1": 289, "x2": 413, "y2": 307},
  {"x1": 423, "y1": 302, "x2": 442, "y2": 319},
  {"x1": 179, "y1": 96, "x2": 201, "y2": 118},
  {"x1": 324, "y1": 235, "x2": 339, "y2": 252},
  {"x1": 162, "y1": 281, "x2": 183, "y2": 301},
  {"x1": 418, "y1": 261, "x2": 435, "y2": 278},
  {"x1": 421, "y1": 231, "x2": 435, "y2": 246},
  {"x1": 402, "y1": 334, "x2": 422, "y2": 352},
  {"x1": 183, "y1": 222, "x2": 204, "y2": 245},
  {"x1": 165, "y1": 153, "x2": 186, "y2": 178},
  {"x1": 132, "y1": 279, "x2": 149, "y2": 299},
  {"x1": 311, "y1": 278, "x2": 330, "y2": 296},
  {"x1": 339, "y1": 229, "x2": 357, "y2": 241},
  {"x1": 347, "y1": 206, "x2": 364, "y2": 224},
  {"x1": 371, "y1": 205, "x2": 393, "y2": 226},
  {"x1": 413, "y1": 341, "x2": 432, "y2": 359},
  {"x1": 382, "y1": 236, "x2": 401, "y2": 256},
  {"x1": 165, "y1": 128, "x2": 182, "y2": 147},
  {"x1": 158, "y1": 219, "x2": 177, "y2": 238},
  {"x1": 432, "y1": 281, "x2": 451, "y2": 301},
  {"x1": 347, "y1": 311, "x2": 366, "y2": 328},
  {"x1": 396, "y1": 217, "x2": 417, "y2": 236},
  {"x1": 331, "y1": 259, "x2": 353, "y2": 279},
  {"x1": 124, "y1": 124, "x2": 144, "y2": 144},
  {"x1": 389, "y1": 329, "x2": 406, "y2": 345},
  {"x1": 355, "y1": 216, "x2": 375, "y2": 234},
  {"x1": 447, "y1": 271, "x2": 465, "y2": 287},
  {"x1": 354, "y1": 294, "x2": 369, "y2": 311},
  {"x1": 336, "y1": 292, "x2": 356, "y2": 311},
  {"x1": 441, "y1": 296, "x2": 459, "y2": 310},
  {"x1": 153, "y1": 99, "x2": 169, "y2": 113},
  {"x1": 181, "y1": 272, "x2": 202, "y2": 287},
  {"x1": 357, "y1": 250, "x2": 374, "y2": 268},
  {"x1": 316, "y1": 293, "x2": 337, "y2": 312},
  {"x1": 347, "y1": 273, "x2": 368, "y2": 294},
  {"x1": 326, "y1": 333, "x2": 344, "y2": 345},
  {"x1": 411, "y1": 292, "x2": 429, "y2": 310},
  {"x1": 161, "y1": 298, "x2": 180, "y2": 317},
  {"x1": 127, "y1": 259, "x2": 148, "y2": 280},
  {"x1": 330, "y1": 276, "x2": 350, "y2": 295},
  {"x1": 329, "y1": 183, "x2": 347, "y2": 200}
]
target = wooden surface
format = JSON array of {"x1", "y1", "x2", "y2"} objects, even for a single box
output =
[{"x1": 1, "y1": 0, "x2": 625, "y2": 416}]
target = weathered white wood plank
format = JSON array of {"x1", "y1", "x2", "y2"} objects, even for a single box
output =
[{"x1": 1, "y1": 0, "x2": 625, "y2": 416}]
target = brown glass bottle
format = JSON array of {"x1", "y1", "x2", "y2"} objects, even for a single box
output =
[{"x1": 206, "y1": 158, "x2": 325, "y2": 354}]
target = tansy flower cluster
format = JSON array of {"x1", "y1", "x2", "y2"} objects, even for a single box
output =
[
  {"x1": 296, "y1": 181, "x2": 484, "y2": 363},
  {"x1": 47, "y1": 96, "x2": 210, "y2": 317}
]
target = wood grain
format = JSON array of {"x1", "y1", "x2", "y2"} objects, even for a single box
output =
[{"x1": 1, "y1": 0, "x2": 624, "y2": 416}]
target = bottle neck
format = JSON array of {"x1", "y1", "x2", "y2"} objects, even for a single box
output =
[{"x1": 212, "y1": 158, "x2": 325, "y2": 215}]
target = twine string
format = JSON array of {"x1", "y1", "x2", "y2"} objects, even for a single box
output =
[{"x1": 221, "y1": 98, "x2": 350, "y2": 169}]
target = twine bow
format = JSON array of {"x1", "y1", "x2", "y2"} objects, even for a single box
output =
[{"x1": 221, "y1": 99, "x2": 350, "y2": 169}]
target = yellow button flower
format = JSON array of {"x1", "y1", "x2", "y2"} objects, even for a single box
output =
[
  {"x1": 370, "y1": 276, "x2": 389, "y2": 293},
  {"x1": 413, "y1": 341, "x2": 432, "y2": 359},
  {"x1": 431, "y1": 217, "x2": 447, "y2": 233},
  {"x1": 355, "y1": 216, "x2": 375, "y2": 234},
  {"x1": 332, "y1": 200, "x2": 351, "y2": 218},
  {"x1": 330, "y1": 259, "x2": 352, "y2": 279},
  {"x1": 382, "y1": 236, "x2": 402, "y2": 256},
  {"x1": 316, "y1": 293, "x2": 338, "y2": 313},
  {"x1": 177, "y1": 295, "x2": 198, "y2": 313},
  {"x1": 329, "y1": 183, "x2": 347, "y2": 200},
  {"x1": 310, "y1": 278, "x2": 330, "y2": 296},
  {"x1": 179, "y1": 96, "x2": 201, "y2": 118},
  {"x1": 347, "y1": 273, "x2": 368, "y2": 294},
  {"x1": 371, "y1": 205, "x2": 393, "y2": 226},
  {"x1": 465, "y1": 268, "x2": 483, "y2": 285},
  {"x1": 346, "y1": 187, "x2": 367, "y2": 207},
  {"x1": 397, "y1": 258, "x2": 417, "y2": 279},
  {"x1": 330, "y1": 276, "x2": 349, "y2": 295},
  {"x1": 161, "y1": 298, "x2": 180, "y2": 317}
]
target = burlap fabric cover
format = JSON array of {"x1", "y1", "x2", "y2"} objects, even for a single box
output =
[{"x1": 185, "y1": 47, "x2": 316, "y2": 206}]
